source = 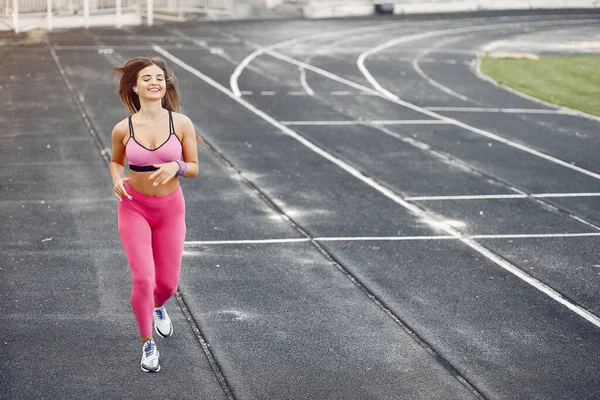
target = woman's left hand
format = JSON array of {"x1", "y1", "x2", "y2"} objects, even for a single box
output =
[{"x1": 149, "y1": 161, "x2": 179, "y2": 186}]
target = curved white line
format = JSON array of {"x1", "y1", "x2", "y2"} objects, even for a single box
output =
[
  {"x1": 412, "y1": 34, "x2": 471, "y2": 101},
  {"x1": 300, "y1": 57, "x2": 315, "y2": 96},
  {"x1": 230, "y1": 21, "x2": 408, "y2": 97},
  {"x1": 412, "y1": 59, "x2": 470, "y2": 101}
]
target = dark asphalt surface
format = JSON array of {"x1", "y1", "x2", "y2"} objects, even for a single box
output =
[{"x1": 2, "y1": 9, "x2": 600, "y2": 400}]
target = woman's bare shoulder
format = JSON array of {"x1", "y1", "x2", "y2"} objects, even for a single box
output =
[
  {"x1": 171, "y1": 111, "x2": 193, "y2": 125},
  {"x1": 112, "y1": 118, "x2": 129, "y2": 139}
]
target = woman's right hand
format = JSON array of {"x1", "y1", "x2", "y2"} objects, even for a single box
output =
[{"x1": 113, "y1": 175, "x2": 132, "y2": 201}]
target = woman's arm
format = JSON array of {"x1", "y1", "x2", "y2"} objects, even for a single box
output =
[
  {"x1": 179, "y1": 115, "x2": 199, "y2": 178},
  {"x1": 110, "y1": 120, "x2": 131, "y2": 200}
]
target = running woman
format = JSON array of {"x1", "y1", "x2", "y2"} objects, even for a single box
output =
[{"x1": 110, "y1": 57, "x2": 199, "y2": 372}]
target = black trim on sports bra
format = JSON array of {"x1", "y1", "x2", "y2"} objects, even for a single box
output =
[
  {"x1": 129, "y1": 165, "x2": 159, "y2": 172},
  {"x1": 169, "y1": 110, "x2": 175, "y2": 135},
  {"x1": 128, "y1": 116, "x2": 134, "y2": 138}
]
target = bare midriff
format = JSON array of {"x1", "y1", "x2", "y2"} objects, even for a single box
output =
[{"x1": 128, "y1": 170, "x2": 180, "y2": 197}]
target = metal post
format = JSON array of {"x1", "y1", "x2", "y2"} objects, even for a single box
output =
[
  {"x1": 116, "y1": 0, "x2": 121, "y2": 27},
  {"x1": 136, "y1": 0, "x2": 141, "y2": 25},
  {"x1": 146, "y1": 0, "x2": 152, "y2": 26},
  {"x1": 47, "y1": 0, "x2": 52, "y2": 31},
  {"x1": 83, "y1": 0, "x2": 89, "y2": 28},
  {"x1": 12, "y1": 0, "x2": 18, "y2": 34}
]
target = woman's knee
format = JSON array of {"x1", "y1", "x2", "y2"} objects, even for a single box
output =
[
  {"x1": 155, "y1": 279, "x2": 178, "y2": 297},
  {"x1": 132, "y1": 275, "x2": 154, "y2": 295}
]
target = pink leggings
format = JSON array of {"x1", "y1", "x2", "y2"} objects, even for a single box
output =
[{"x1": 118, "y1": 183, "x2": 186, "y2": 336}]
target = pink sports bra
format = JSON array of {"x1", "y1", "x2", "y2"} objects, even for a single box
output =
[{"x1": 126, "y1": 110, "x2": 183, "y2": 172}]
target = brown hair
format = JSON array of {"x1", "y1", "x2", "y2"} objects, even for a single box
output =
[
  {"x1": 113, "y1": 56, "x2": 180, "y2": 114},
  {"x1": 113, "y1": 56, "x2": 205, "y2": 147}
]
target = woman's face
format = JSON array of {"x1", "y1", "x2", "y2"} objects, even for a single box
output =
[{"x1": 134, "y1": 64, "x2": 166, "y2": 99}]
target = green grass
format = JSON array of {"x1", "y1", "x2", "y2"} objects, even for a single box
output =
[{"x1": 480, "y1": 55, "x2": 600, "y2": 117}]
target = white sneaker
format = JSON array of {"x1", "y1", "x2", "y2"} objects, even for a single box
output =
[
  {"x1": 140, "y1": 340, "x2": 160, "y2": 373},
  {"x1": 153, "y1": 306, "x2": 173, "y2": 338}
]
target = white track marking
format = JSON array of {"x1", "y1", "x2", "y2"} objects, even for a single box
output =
[
  {"x1": 260, "y1": 91, "x2": 276, "y2": 96},
  {"x1": 280, "y1": 120, "x2": 450, "y2": 126},
  {"x1": 185, "y1": 238, "x2": 310, "y2": 245},
  {"x1": 425, "y1": 106, "x2": 576, "y2": 114},
  {"x1": 471, "y1": 233, "x2": 600, "y2": 239},
  {"x1": 299, "y1": 57, "x2": 315, "y2": 96},
  {"x1": 412, "y1": 35, "x2": 471, "y2": 101},
  {"x1": 406, "y1": 193, "x2": 600, "y2": 201},
  {"x1": 412, "y1": 60, "x2": 470, "y2": 100},
  {"x1": 155, "y1": 44, "x2": 600, "y2": 329},
  {"x1": 184, "y1": 232, "x2": 600, "y2": 246},
  {"x1": 330, "y1": 91, "x2": 353, "y2": 96}
]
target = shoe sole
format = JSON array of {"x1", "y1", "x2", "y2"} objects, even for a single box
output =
[
  {"x1": 154, "y1": 321, "x2": 173, "y2": 338},
  {"x1": 141, "y1": 364, "x2": 161, "y2": 373}
]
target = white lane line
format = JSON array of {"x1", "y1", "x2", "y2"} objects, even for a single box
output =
[
  {"x1": 240, "y1": 90, "x2": 253, "y2": 96},
  {"x1": 186, "y1": 238, "x2": 310, "y2": 245},
  {"x1": 280, "y1": 120, "x2": 451, "y2": 126},
  {"x1": 471, "y1": 232, "x2": 600, "y2": 239},
  {"x1": 406, "y1": 192, "x2": 600, "y2": 201},
  {"x1": 412, "y1": 60, "x2": 470, "y2": 101},
  {"x1": 425, "y1": 106, "x2": 576, "y2": 114},
  {"x1": 412, "y1": 35, "x2": 471, "y2": 101},
  {"x1": 330, "y1": 91, "x2": 353, "y2": 96},
  {"x1": 407, "y1": 194, "x2": 527, "y2": 201},
  {"x1": 155, "y1": 44, "x2": 600, "y2": 329},
  {"x1": 53, "y1": 45, "x2": 154, "y2": 51},
  {"x1": 398, "y1": 56, "x2": 471, "y2": 65},
  {"x1": 260, "y1": 91, "x2": 276, "y2": 96},
  {"x1": 300, "y1": 57, "x2": 315, "y2": 96},
  {"x1": 535, "y1": 192, "x2": 600, "y2": 198},
  {"x1": 1, "y1": 198, "x2": 115, "y2": 205},
  {"x1": 317, "y1": 236, "x2": 454, "y2": 241},
  {"x1": 355, "y1": 19, "x2": 600, "y2": 181},
  {"x1": 184, "y1": 232, "x2": 600, "y2": 246}
]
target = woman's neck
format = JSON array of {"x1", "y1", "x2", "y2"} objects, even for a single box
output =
[{"x1": 138, "y1": 100, "x2": 167, "y2": 121}]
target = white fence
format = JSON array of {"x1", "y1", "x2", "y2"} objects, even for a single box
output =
[
  {"x1": 0, "y1": 0, "x2": 234, "y2": 32},
  {"x1": 2, "y1": 0, "x2": 138, "y2": 14},
  {"x1": 151, "y1": 0, "x2": 233, "y2": 16}
]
